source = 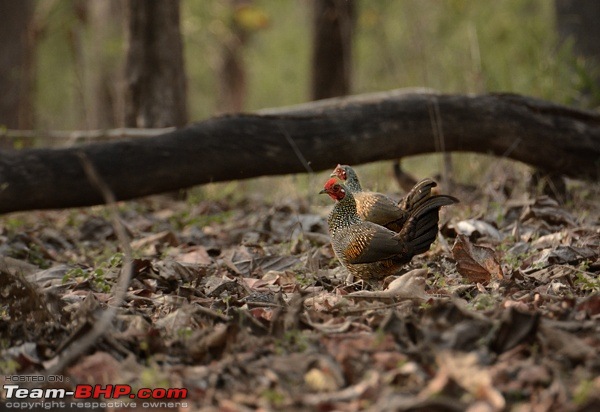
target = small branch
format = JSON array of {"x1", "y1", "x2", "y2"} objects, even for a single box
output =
[{"x1": 45, "y1": 152, "x2": 134, "y2": 374}]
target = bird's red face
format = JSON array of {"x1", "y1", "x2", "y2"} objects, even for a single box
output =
[
  {"x1": 320, "y1": 178, "x2": 346, "y2": 201},
  {"x1": 332, "y1": 164, "x2": 348, "y2": 181}
]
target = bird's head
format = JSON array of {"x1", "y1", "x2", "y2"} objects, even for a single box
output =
[
  {"x1": 330, "y1": 164, "x2": 362, "y2": 192},
  {"x1": 319, "y1": 177, "x2": 347, "y2": 201},
  {"x1": 331, "y1": 164, "x2": 350, "y2": 181}
]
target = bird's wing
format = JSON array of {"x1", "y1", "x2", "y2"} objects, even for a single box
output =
[
  {"x1": 355, "y1": 192, "x2": 406, "y2": 227},
  {"x1": 342, "y1": 223, "x2": 405, "y2": 264}
]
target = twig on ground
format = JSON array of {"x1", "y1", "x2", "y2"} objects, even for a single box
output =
[{"x1": 44, "y1": 152, "x2": 134, "y2": 374}]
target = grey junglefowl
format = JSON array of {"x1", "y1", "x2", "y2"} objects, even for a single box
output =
[
  {"x1": 320, "y1": 177, "x2": 457, "y2": 280},
  {"x1": 331, "y1": 164, "x2": 440, "y2": 232}
]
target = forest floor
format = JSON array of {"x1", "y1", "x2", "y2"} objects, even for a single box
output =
[{"x1": 0, "y1": 173, "x2": 599, "y2": 411}]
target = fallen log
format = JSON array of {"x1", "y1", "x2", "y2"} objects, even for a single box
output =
[{"x1": 1, "y1": 90, "x2": 599, "y2": 214}]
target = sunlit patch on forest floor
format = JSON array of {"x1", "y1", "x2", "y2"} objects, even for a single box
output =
[{"x1": 1, "y1": 176, "x2": 599, "y2": 411}]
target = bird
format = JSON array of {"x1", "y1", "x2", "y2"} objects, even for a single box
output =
[
  {"x1": 331, "y1": 164, "x2": 440, "y2": 232},
  {"x1": 320, "y1": 177, "x2": 457, "y2": 281}
]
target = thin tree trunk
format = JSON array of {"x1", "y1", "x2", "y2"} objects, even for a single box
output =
[
  {"x1": 0, "y1": 0, "x2": 35, "y2": 138},
  {"x1": 124, "y1": 0, "x2": 187, "y2": 127},
  {"x1": 217, "y1": 0, "x2": 250, "y2": 113},
  {"x1": 311, "y1": 0, "x2": 355, "y2": 100},
  {"x1": 555, "y1": 0, "x2": 600, "y2": 98},
  {"x1": 88, "y1": 0, "x2": 125, "y2": 128}
]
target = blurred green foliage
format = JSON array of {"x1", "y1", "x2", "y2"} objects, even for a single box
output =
[{"x1": 35, "y1": 0, "x2": 594, "y2": 130}]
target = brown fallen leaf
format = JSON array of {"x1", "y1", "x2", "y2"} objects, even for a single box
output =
[
  {"x1": 454, "y1": 218, "x2": 503, "y2": 241},
  {"x1": 175, "y1": 245, "x2": 212, "y2": 264},
  {"x1": 490, "y1": 307, "x2": 539, "y2": 354},
  {"x1": 66, "y1": 352, "x2": 122, "y2": 385},
  {"x1": 577, "y1": 294, "x2": 600, "y2": 317},
  {"x1": 452, "y1": 234, "x2": 504, "y2": 282},
  {"x1": 348, "y1": 268, "x2": 428, "y2": 300},
  {"x1": 538, "y1": 323, "x2": 595, "y2": 362},
  {"x1": 130, "y1": 230, "x2": 179, "y2": 255},
  {"x1": 304, "y1": 292, "x2": 349, "y2": 312},
  {"x1": 187, "y1": 323, "x2": 234, "y2": 361},
  {"x1": 520, "y1": 196, "x2": 576, "y2": 227},
  {"x1": 261, "y1": 270, "x2": 298, "y2": 288},
  {"x1": 427, "y1": 350, "x2": 506, "y2": 411},
  {"x1": 303, "y1": 371, "x2": 380, "y2": 405},
  {"x1": 0, "y1": 256, "x2": 39, "y2": 276}
]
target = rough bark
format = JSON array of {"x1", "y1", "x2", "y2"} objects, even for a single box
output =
[
  {"x1": 124, "y1": 0, "x2": 187, "y2": 127},
  {"x1": 217, "y1": 0, "x2": 250, "y2": 113},
  {"x1": 311, "y1": 0, "x2": 355, "y2": 100},
  {"x1": 88, "y1": 0, "x2": 125, "y2": 128},
  {"x1": 0, "y1": 0, "x2": 35, "y2": 134},
  {"x1": 556, "y1": 0, "x2": 600, "y2": 71},
  {"x1": 555, "y1": 0, "x2": 600, "y2": 109},
  {"x1": 0, "y1": 90, "x2": 598, "y2": 214}
]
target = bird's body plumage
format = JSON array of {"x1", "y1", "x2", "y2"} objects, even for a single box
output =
[
  {"x1": 322, "y1": 170, "x2": 457, "y2": 280},
  {"x1": 331, "y1": 164, "x2": 440, "y2": 232}
]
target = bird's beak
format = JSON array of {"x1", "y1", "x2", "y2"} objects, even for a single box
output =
[
  {"x1": 329, "y1": 172, "x2": 336, "y2": 178},
  {"x1": 318, "y1": 189, "x2": 327, "y2": 195}
]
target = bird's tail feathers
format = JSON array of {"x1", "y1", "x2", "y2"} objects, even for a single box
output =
[
  {"x1": 412, "y1": 195, "x2": 458, "y2": 217},
  {"x1": 399, "y1": 178, "x2": 437, "y2": 211},
  {"x1": 394, "y1": 195, "x2": 458, "y2": 254}
]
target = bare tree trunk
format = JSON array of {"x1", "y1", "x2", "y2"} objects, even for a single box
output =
[
  {"x1": 217, "y1": 0, "x2": 250, "y2": 113},
  {"x1": 88, "y1": 0, "x2": 125, "y2": 128},
  {"x1": 0, "y1": 0, "x2": 35, "y2": 139},
  {"x1": 124, "y1": 0, "x2": 187, "y2": 127},
  {"x1": 555, "y1": 0, "x2": 600, "y2": 97},
  {"x1": 311, "y1": 0, "x2": 355, "y2": 101},
  {"x1": 0, "y1": 91, "x2": 598, "y2": 214}
]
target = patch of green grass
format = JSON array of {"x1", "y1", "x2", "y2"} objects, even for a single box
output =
[
  {"x1": 169, "y1": 208, "x2": 236, "y2": 231},
  {"x1": 63, "y1": 252, "x2": 124, "y2": 292},
  {"x1": 294, "y1": 271, "x2": 313, "y2": 288},
  {"x1": 275, "y1": 329, "x2": 309, "y2": 355},
  {"x1": 26, "y1": 243, "x2": 51, "y2": 269},
  {"x1": 138, "y1": 366, "x2": 171, "y2": 392},
  {"x1": 177, "y1": 327, "x2": 194, "y2": 339},
  {"x1": 260, "y1": 388, "x2": 286, "y2": 407},
  {"x1": 469, "y1": 292, "x2": 497, "y2": 311},
  {"x1": 500, "y1": 242, "x2": 537, "y2": 272},
  {"x1": 574, "y1": 265, "x2": 600, "y2": 293},
  {"x1": 573, "y1": 378, "x2": 594, "y2": 406},
  {"x1": 0, "y1": 359, "x2": 19, "y2": 375},
  {"x1": 3, "y1": 216, "x2": 27, "y2": 232},
  {"x1": 427, "y1": 270, "x2": 448, "y2": 290}
]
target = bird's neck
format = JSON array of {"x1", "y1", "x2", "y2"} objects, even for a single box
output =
[
  {"x1": 328, "y1": 192, "x2": 361, "y2": 235},
  {"x1": 346, "y1": 178, "x2": 362, "y2": 193}
]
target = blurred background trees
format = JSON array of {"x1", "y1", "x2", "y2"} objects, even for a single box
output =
[
  {"x1": 124, "y1": 0, "x2": 188, "y2": 127},
  {"x1": 6, "y1": 0, "x2": 600, "y2": 129},
  {"x1": 1, "y1": 0, "x2": 599, "y2": 188},
  {"x1": 311, "y1": 0, "x2": 355, "y2": 100},
  {"x1": 555, "y1": 0, "x2": 600, "y2": 106},
  {"x1": 0, "y1": 0, "x2": 35, "y2": 135}
]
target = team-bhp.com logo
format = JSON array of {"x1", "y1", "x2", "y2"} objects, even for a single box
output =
[{"x1": 3, "y1": 383, "x2": 188, "y2": 410}]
